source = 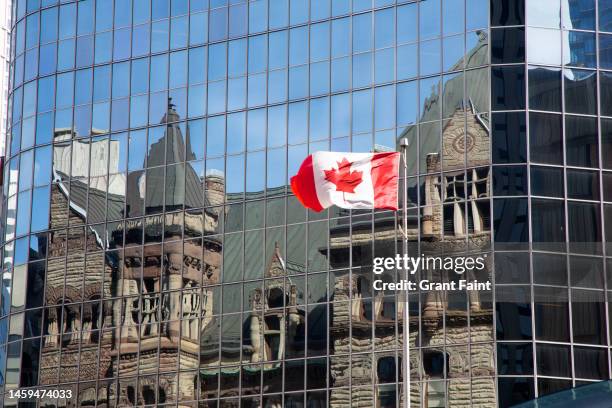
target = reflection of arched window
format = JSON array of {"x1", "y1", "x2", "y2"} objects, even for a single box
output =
[
  {"x1": 352, "y1": 276, "x2": 369, "y2": 321},
  {"x1": 423, "y1": 351, "x2": 449, "y2": 379},
  {"x1": 142, "y1": 386, "x2": 155, "y2": 404},
  {"x1": 268, "y1": 288, "x2": 284, "y2": 309},
  {"x1": 158, "y1": 387, "x2": 166, "y2": 403},
  {"x1": 382, "y1": 298, "x2": 395, "y2": 319},
  {"x1": 90, "y1": 299, "x2": 101, "y2": 331},
  {"x1": 356, "y1": 276, "x2": 370, "y2": 297},
  {"x1": 127, "y1": 386, "x2": 136, "y2": 405},
  {"x1": 377, "y1": 357, "x2": 396, "y2": 383}
]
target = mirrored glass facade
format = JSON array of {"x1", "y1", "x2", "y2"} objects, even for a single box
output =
[{"x1": 0, "y1": 0, "x2": 609, "y2": 406}]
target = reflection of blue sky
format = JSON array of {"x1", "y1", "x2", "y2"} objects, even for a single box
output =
[
  {"x1": 420, "y1": 39, "x2": 441, "y2": 76},
  {"x1": 444, "y1": 35, "x2": 464, "y2": 71},
  {"x1": 224, "y1": 155, "x2": 242, "y2": 194}
]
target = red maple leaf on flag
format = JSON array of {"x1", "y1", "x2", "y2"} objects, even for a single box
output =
[{"x1": 324, "y1": 158, "x2": 363, "y2": 194}]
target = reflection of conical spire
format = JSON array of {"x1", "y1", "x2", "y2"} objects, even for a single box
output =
[
  {"x1": 265, "y1": 242, "x2": 287, "y2": 278},
  {"x1": 126, "y1": 98, "x2": 204, "y2": 214},
  {"x1": 162, "y1": 97, "x2": 186, "y2": 165},
  {"x1": 185, "y1": 120, "x2": 196, "y2": 162}
]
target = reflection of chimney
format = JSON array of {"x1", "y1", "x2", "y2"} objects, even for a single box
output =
[{"x1": 205, "y1": 170, "x2": 225, "y2": 208}]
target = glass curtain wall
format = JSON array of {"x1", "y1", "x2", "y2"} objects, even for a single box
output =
[{"x1": 1, "y1": 0, "x2": 609, "y2": 407}]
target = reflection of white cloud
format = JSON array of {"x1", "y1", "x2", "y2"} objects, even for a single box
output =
[
  {"x1": 53, "y1": 138, "x2": 126, "y2": 195},
  {"x1": 560, "y1": 0, "x2": 573, "y2": 29},
  {"x1": 527, "y1": 27, "x2": 562, "y2": 65},
  {"x1": 526, "y1": 0, "x2": 561, "y2": 28},
  {"x1": 205, "y1": 169, "x2": 224, "y2": 179}
]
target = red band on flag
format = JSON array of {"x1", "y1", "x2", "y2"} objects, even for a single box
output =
[
  {"x1": 371, "y1": 152, "x2": 400, "y2": 211},
  {"x1": 290, "y1": 155, "x2": 324, "y2": 212}
]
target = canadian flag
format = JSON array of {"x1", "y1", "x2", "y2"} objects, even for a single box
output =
[{"x1": 290, "y1": 152, "x2": 401, "y2": 212}]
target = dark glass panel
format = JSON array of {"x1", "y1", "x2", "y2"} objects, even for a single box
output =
[
  {"x1": 496, "y1": 285, "x2": 532, "y2": 340},
  {"x1": 566, "y1": 115, "x2": 598, "y2": 167},
  {"x1": 574, "y1": 347, "x2": 608, "y2": 380},
  {"x1": 492, "y1": 112, "x2": 527, "y2": 163},
  {"x1": 531, "y1": 199, "x2": 566, "y2": 251},
  {"x1": 528, "y1": 66, "x2": 561, "y2": 112},
  {"x1": 564, "y1": 68, "x2": 597, "y2": 115},
  {"x1": 533, "y1": 252, "x2": 567, "y2": 285},
  {"x1": 534, "y1": 286, "x2": 569, "y2": 342},
  {"x1": 491, "y1": 27, "x2": 525, "y2": 63},
  {"x1": 603, "y1": 119, "x2": 612, "y2": 170},
  {"x1": 530, "y1": 166, "x2": 563, "y2": 197},
  {"x1": 20, "y1": 337, "x2": 40, "y2": 387},
  {"x1": 529, "y1": 112, "x2": 562, "y2": 164},
  {"x1": 568, "y1": 201, "x2": 601, "y2": 254},
  {"x1": 493, "y1": 198, "x2": 529, "y2": 248},
  {"x1": 24, "y1": 308, "x2": 42, "y2": 338},
  {"x1": 537, "y1": 378, "x2": 572, "y2": 397},
  {"x1": 600, "y1": 33, "x2": 612, "y2": 70},
  {"x1": 26, "y1": 261, "x2": 45, "y2": 309},
  {"x1": 497, "y1": 343, "x2": 533, "y2": 375},
  {"x1": 491, "y1": 66, "x2": 526, "y2": 110},
  {"x1": 491, "y1": 0, "x2": 525, "y2": 26},
  {"x1": 567, "y1": 169, "x2": 599, "y2": 200},
  {"x1": 605, "y1": 205, "x2": 612, "y2": 253},
  {"x1": 494, "y1": 252, "x2": 530, "y2": 284},
  {"x1": 537, "y1": 344, "x2": 571, "y2": 377},
  {"x1": 570, "y1": 255, "x2": 603, "y2": 288},
  {"x1": 493, "y1": 166, "x2": 527, "y2": 196},
  {"x1": 601, "y1": 72, "x2": 612, "y2": 117},
  {"x1": 498, "y1": 378, "x2": 534, "y2": 408},
  {"x1": 572, "y1": 289, "x2": 606, "y2": 344},
  {"x1": 604, "y1": 172, "x2": 612, "y2": 202}
]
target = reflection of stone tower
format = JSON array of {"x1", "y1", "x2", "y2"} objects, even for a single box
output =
[
  {"x1": 37, "y1": 100, "x2": 228, "y2": 407},
  {"x1": 107, "y1": 101, "x2": 225, "y2": 407}
]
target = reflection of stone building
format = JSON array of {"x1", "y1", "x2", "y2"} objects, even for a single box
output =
[
  {"x1": 38, "y1": 102, "x2": 226, "y2": 406},
  {"x1": 38, "y1": 102, "x2": 312, "y2": 407},
  {"x1": 198, "y1": 243, "x2": 307, "y2": 407},
  {"x1": 34, "y1": 31, "x2": 494, "y2": 408},
  {"x1": 326, "y1": 31, "x2": 495, "y2": 407}
]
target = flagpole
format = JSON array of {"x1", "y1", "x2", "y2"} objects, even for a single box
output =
[{"x1": 399, "y1": 137, "x2": 410, "y2": 408}]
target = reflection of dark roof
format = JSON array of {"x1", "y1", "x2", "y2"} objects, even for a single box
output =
[
  {"x1": 54, "y1": 171, "x2": 120, "y2": 247},
  {"x1": 58, "y1": 174, "x2": 124, "y2": 224},
  {"x1": 401, "y1": 30, "x2": 490, "y2": 175},
  {"x1": 137, "y1": 107, "x2": 204, "y2": 212},
  {"x1": 55, "y1": 103, "x2": 209, "y2": 244}
]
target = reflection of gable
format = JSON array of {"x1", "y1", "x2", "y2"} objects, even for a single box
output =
[{"x1": 399, "y1": 31, "x2": 490, "y2": 176}]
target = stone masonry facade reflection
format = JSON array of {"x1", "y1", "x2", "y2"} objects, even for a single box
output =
[
  {"x1": 0, "y1": 0, "x2": 499, "y2": 406},
  {"x1": 35, "y1": 91, "x2": 494, "y2": 407},
  {"x1": 4, "y1": 0, "x2": 612, "y2": 407}
]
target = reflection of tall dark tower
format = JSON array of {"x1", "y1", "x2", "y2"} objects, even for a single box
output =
[
  {"x1": 35, "y1": 99, "x2": 225, "y2": 406},
  {"x1": 107, "y1": 100, "x2": 221, "y2": 406},
  {"x1": 125, "y1": 98, "x2": 204, "y2": 219}
]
